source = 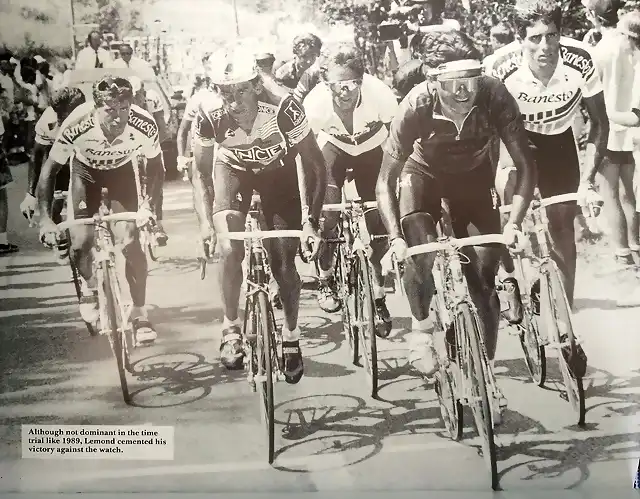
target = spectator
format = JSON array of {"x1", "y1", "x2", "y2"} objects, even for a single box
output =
[
  {"x1": 589, "y1": 5, "x2": 640, "y2": 268},
  {"x1": 256, "y1": 53, "x2": 276, "y2": 75},
  {"x1": 582, "y1": 0, "x2": 623, "y2": 45},
  {"x1": 489, "y1": 22, "x2": 515, "y2": 52},
  {"x1": 110, "y1": 43, "x2": 153, "y2": 73},
  {"x1": 0, "y1": 54, "x2": 14, "y2": 151},
  {"x1": 75, "y1": 31, "x2": 113, "y2": 69},
  {"x1": 275, "y1": 32, "x2": 323, "y2": 89},
  {"x1": 0, "y1": 85, "x2": 18, "y2": 255},
  {"x1": 13, "y1": 62, "x2": 39, "y2": 155}
]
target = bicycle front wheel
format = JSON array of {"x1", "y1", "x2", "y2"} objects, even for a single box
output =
[
  {"x1": 519, "y1": 307, "x2": 546, "y2": 387},
  {"x1": 338, "y1": 244, "x2": 358, "y2": 365},
  {"x1": 457, "y1": 303, "x2": 498, "y2": 490},
  {"x1": 254, "y1": 291, "x2": 275, "y2": 463},
  {"x1": 101, "y1": 263, "x2": 131, "y2": 404},
  {"x1": 542, "y1": 262, "x2": 585, "y2": 425},
  {"x1": 354, "y1": 249, "x2": 378, "y2": 398}
]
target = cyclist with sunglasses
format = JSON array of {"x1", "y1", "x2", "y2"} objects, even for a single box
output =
[
  {"x1": 192, "y1": 48, "x2": 326, "y2": 384},
  {"x1": 37, "y1": 76, "x2": 164, "y2": 344},
  {"x1": 376, "y1": 30, "x2": 536, "y2": 401},
  {"x1": 303, "y1": 42, "x2": 399, "y2": 336}
]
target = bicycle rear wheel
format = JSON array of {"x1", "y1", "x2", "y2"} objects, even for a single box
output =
[
  {"x1": 338, "y1": 244, "x2": 358, "y2": 365},
  {"x1": 457, "y1": 302, "x2": 498, "y2": 490},
  {"x1": 254, "y1": 291, "x2": 275, "y2": 463},
  {"x1": 542, "y1": 262, "x2": 585, "y2": 425},
  {"x1": 101, "y1": 263, "x2": 130, "y2": 404},
  {"x1": 354, "y1": 249, "x2": 378, "y2": 398}
]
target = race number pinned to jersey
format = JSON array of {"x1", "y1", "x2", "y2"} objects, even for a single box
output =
[{"x1": 284, "y1": 99, "x2": 305, "y2": 126}]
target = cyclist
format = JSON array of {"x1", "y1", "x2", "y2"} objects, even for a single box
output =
[
  {"x1": 130, "y1": 76, "x2": 169, "y2": 246},
  {"x1": 192, "y1": 48, "x2": 326, "y2": 384},
  {"x1": 20, "y1": 87, "x2": 86, "y2": 258},
  {"x1": 303, "y1": 42, "x2": 398, "y2": 337},
  {"x1": 275, "y1": 33, "x2": 323, "y2": 90},
  {"x1": 484, "y1": 0, "x2": 609, "y2": 308},
  {"x1": 37, "y1": 75, "x2": 163, "y2": 344},
  {"x1": 376, "y1": 30, "x2": 536, "y2": 397}
]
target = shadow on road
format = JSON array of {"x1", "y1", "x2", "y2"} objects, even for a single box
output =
[
  {"x1": 128, "y1": 352, "x2": 242, "y2": 408},
  {"x1": 573, "y1": 297, "x2": 620, "y2": 311}
]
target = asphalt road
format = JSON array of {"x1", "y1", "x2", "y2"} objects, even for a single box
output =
[{"x1": 0, "y1": 162, "x2": 639, "y2": 493}]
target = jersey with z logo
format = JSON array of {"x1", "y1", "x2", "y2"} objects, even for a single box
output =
[
  {"x1": 484, "y1": 37, "x2": 602, "y2": 135},
  {"x1": 48, "y1": 101, "x2": 161, "y2": 170},
  {"x1": 193, "y1": 92, "x2": 310, "y2": 172}
]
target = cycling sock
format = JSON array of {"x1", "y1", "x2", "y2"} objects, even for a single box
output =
[
  {"x1": 490, "y1": 359, "x2": 496, "y2": 372},
  {"x1": 0, "y1": 233, "x2": 7, "y2": 245},
  {"x1": 411, "y1": 317, "x2": 431, "y2": 332},
  {"x1": 629, "y1": 244, "x2": 640, "y2": 252},
  {"x1": 282, "y1": 326, "x2": 300, "y2": 342},
  {"x1": 318, "y1": 267, "x2": 334, "y2": 280},
  {"x1": 615, "y1": 248, "x2": 631, "y2": 257},
  {"x1": 373, "y1": 284, "x2": 385, "y2": 300},
  {"x1": 222, "y1": 316, "x2": 240, "y2": 329}
]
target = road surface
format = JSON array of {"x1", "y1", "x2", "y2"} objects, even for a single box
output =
[{"x1": 0, "y1": 162, "x2": 639, "y2": 493}]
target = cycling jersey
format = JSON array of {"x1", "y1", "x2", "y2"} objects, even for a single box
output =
[
  {"x1": 184, "y1": 88, "x2": 215, "y2": 122},
  {"x1": 304, "y1": 73, "x2": 398, "y2": 156},
  {"x1": 293, "y1": 64, "x2": 321, "y2": 102},
  {"x1": 49, "y1": 101, "x2": 161, "y2": 170},
  {"x1": 144, "y1": 88, "x2": 164, "y2": 115},
  {"x1": 484, "y1": 37, "x2": 602, "y2": 135},
  {"x1": 34, "y1": 106, "x2": 58, "y2": 146},
  {"x1": 384, "y1": 77, "x2": 525, "y2": 174},
  {"x1": 193, "y1": 92, "x2": 311, "y2": 172},
  {"x1": 393, "y1": 59, "x2": 425, "y2": 100}
]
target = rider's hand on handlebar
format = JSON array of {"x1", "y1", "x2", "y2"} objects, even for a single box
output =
[
  {"x1": 381, "y1": 237, "x2": 408, "y2": 275},
  {"x1": 39, "y1": 217, "x2": 60, "y2": 249},
  {"x1": 301, "y1": 220, "x2": 322, "y2": 261},
  {"x1": 20, "y1": 193, "x2": 37, "y2": 222}
]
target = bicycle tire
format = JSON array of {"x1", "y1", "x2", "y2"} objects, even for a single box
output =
[
  {"x1": 338, "y1": 244, "x2": 358, "y2": 365},
  {"x1": 543, "y1": 262, "x2": 585, "y2": 425},
  {"x1": 68, "y1": 239, "x2": 98, "y2": 337},
  {"x1": 255, "y1": 291, "x2": 275, "y2": 463},
  {"x1": 518, "y1": 307, "x2": 546, "y2": 387},
  {"x1": 434, "y1": 368, "x2": 463, "y2": 441},
  {"x1": 102, "y1": 263, "x2": 130, "y2": 404},
  {"x1": 457, "y1": 302, "x2": 498, "y2": 490},
  {"x1": 355, "y1": 249, "x2": 378, "y2": 398}
]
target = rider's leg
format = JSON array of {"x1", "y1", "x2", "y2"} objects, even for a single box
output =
[
  {"x1": 353, "y1": 146, "x2": 392, "y2": 337},
  {"x1": 316, "y1": 142, "x2": 346, "y2": 313},
  {"x1": 598, "y1": 151, "x2": 633, "y2": 264},
  {"x1": 398, "y1": 163, "x2": 442, "y2": 376},
  {"x1": 260, "y1": 161, "x2": 306, "y2": 384},
  {"x1": 148, "y1": 157, "x2": 168, "y2": 245},
  {"x1": 618, "y1": 153, "x2": 639, "y2": 257},
  {"x1": 110, "y1": 163, "x2": 156, "y2": 343},
  {"x1": 212, "y1": 162, "x2": 251, "y2": 369}
]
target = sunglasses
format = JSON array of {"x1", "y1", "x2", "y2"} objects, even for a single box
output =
[
  {"x1": 96, "y1": 76, "x2": 132, "y2": 92},
  {"x1": 326, "y1": 78, "x2": 362, "y2": 93},
  {"x1": 437, "y1": 75, "x2": 480, "y2": 94}
]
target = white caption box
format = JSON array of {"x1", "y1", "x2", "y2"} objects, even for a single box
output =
[{"x1": 22, "y1": 425, "x2": 174, "y2": 460}]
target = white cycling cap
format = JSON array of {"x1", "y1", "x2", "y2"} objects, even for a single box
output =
[{"x1": 207, "y1": 47, "x2": 258, "y2": 86}]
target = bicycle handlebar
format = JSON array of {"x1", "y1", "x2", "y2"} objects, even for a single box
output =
[
  {"x1": 217, "y1": 229, "x2": 304, "y2": 241},
  {"x1": 499, "y1": 192, "x2": 580, "y2": 214},
  {"x1": 405, "y1": 233, "x2": 512, "y2": 257},
  {"x1": 322, "y1": 201, "x2": 378, "y2": 212},
  {"x1": 57, "y1": 212, "x2": 140, "y2": 230}
]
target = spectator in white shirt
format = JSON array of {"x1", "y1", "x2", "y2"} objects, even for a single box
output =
[
  {"x1": 75, "y1": 31, "x2": 113, "y2": 69},
  {"x1": 110, "y1": 43, "x2": 152, "y2": 72}
]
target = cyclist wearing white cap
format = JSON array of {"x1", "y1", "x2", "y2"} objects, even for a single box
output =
[
  {"x1": 377, "y1": 30, "x2": 536, "y2": 400},
  {"x1": 37, "y1": 75, "x2": 164, "y2": 344},
  {"x1": 192, "y1": 48, "x2": 326, "y2": 384}
]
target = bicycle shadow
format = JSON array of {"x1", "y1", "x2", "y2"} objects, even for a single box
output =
[
  {"x1": 146, "y1": 257, "x2": 201, "y2": 277},
  {"x1": 127, "y1": 351, "x2": 242, "y2": 408},
  {"x1": 294, "y1": 315, "x2": 344, "y2": 359}
]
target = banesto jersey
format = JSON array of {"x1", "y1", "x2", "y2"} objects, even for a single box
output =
[
  {"x1": 193, "y1": 92, "x2": 311, "y2": 172},
  {"x1": 49, "y1": 101, "x2": 161, "y2": 170},
  {"x1": 484, "y1": 37, "x2": 602, "y2": 135}
]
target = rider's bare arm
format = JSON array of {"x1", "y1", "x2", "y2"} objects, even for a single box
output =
[
  {"x1": 607, "y1": 110, "x2": 640, "y2": 127},
  {"x1": 35, "y1": 155, "x2": 64, "y2": 221},
  {"x1": 28, "y1": 142, "x2": 48, "y2": 197},
  {"x1": 294, "y1": 132, "x2": 327, "y2": 222},
  {"x1": 376, "y1": 95, "x2": 421, "y2": 240},
  {"x1": 192, "y1": 139, "x2": 215, "y2": 232},
  {"x1": 492, "y1": 83, "x2": 536, "y2": 226},
  {"x1": 152, "y1": 110, "x2": 168, "y2": 144},
  {"x1": 582, "y1": 91, "x2": 609, "y2": 184},
  {"x1": 145, "y1": 153, "x2": 164, "y2": 210},
  {"x1": 176, "y1": 118, "x2": 193, "y2": 158}
]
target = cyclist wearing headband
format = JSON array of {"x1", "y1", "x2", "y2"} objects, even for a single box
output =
[
  {"x1": 192, "y1": 48, "x2": 326, "y2": 384},
  {"x1": 303, "y1": 42, "x2": 399, "y2": 336},
  {"x1": 37, "y1": 75, "x2": 164, "y2": 344},
  {"x1": 376, "y1": 31, "x2": 535, "y2": 415}
]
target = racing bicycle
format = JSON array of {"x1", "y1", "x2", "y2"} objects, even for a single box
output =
[
  {"x1": 396, "y1": 232, "x2": 519, "y2": 491},
  {"x1": 499, "y1": 192, "x2": 588, "y2": 425},
  {"x1": 57, "y1": 187, "x2": 155, "y2": 405},
  {"x1": 321, "y1": 198, "x2": 386, "y2": 398},
  {"x1": 215, "y1": 197, "x2": 304, "y2": 464}
]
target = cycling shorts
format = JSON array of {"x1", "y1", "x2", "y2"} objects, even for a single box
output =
[
  {"x1": 70, "y1": 158, "x2": 139, "y2": 219},
  {"x1": 212, "y1": 158, "x2": 301, "y2": 230},
  {"x1": 527, "y1": 127, "x2": 580, "y2": 198},
  {"x1": 324, "y1": 142, "x2": 382, "y2": 202},
  {"x1": 398, "y1": 158, "x2": 500, "y2": 238}
]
